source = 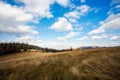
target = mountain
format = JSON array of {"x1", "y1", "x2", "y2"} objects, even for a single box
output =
[{"x1": 76, "y1": 46, "x2": 102, "y2": 50}]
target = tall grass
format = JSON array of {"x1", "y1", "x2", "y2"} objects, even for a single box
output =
[{"x1": 0, "y1": 47, "x2": 120, "y2": 80}]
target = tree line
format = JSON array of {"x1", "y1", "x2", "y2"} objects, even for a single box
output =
[
  {"x1": 0, "y1": 42, "x2": 44, "y2": 55},
  {"x1": 0, "y1": 42, "x2": 73, "y2": 56}
]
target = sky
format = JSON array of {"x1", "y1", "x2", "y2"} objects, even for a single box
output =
[{"x1": 0, "y1": 0, "x2": 120, "y2": 49}]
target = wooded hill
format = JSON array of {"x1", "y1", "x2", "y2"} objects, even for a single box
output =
[
  {"x1": 0, "y1": 43, "x2": 44, "y2": 55},
  {"x1": 0, "y1": 42, "x2": 62, "y2": 55}
]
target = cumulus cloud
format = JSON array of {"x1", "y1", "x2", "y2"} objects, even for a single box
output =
[
  {"x1": 64, "y1": 5, "x2": 90, "y2": 23},
  {"x1": 16, "y1": 0, "x2": 55, "y2": 18},
  {"x1": 50, "y1": 17, "x2": 73, "y2": 32},
  {"x1": 88, "y1": 13, "x2": 120, "y2": 35},
  {"x1": 110, "y1": 36, "x2": 120, "y2": 40},
  {"x1": 65, "y1": 11, "x2": 80, "y2": 23},
  {"x1": 50, "y1": 5, "x2": 90, "y2": 32},
  {"x1": 0, "y1": 1, "x2": 33, "y2": 24},
  {"x1": 0, "y1": 0, "x2": 72, "y2": 35},
  {"x1": 56, "y1": 0, "x2": 70, "y2": 7},
  {"x1": 0, "y1": 1, "x2": 39, "y2": 35},
  {"x1": 57, "y1": 31, "x2": 79, "y2": 41},
  {"x1": 16, "y1": 0, "x2": 70, "y2": 18}
]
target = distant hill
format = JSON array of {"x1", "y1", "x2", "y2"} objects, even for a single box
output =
[
  {"x1": 0, "y1": 42, "x2": 60, "y2": 56},
  {"x1": 76, "y1": 46, "x2": 103, "y2": 50}
]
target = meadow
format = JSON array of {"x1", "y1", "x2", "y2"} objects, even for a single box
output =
[{"x1": 0, "y1": 47, "x2": 120, "y2": 80}]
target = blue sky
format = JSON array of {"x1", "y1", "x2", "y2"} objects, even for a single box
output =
[{"x1": 0, "y1": 0, "x2": 120, "y2": 49}]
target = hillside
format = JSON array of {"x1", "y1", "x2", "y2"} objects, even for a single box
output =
[
  {"x1": 0, "y1": 42, "x2": 61, "y2": 56},
  {"x1": 0, "y1": 47, "x2": 120, "y2": 80}
]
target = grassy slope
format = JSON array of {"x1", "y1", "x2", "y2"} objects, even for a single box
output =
[{"x1": 0, "y1": 47, "x2": 120, "y2": 80}]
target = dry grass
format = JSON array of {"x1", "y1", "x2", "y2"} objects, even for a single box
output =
[{"x1": 0, "y1": 47, "x2": 120, "y2": 80}]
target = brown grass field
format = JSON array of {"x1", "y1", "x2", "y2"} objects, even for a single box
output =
[{"x1": 0, "y1": 47, "x2": 120, "y2": 80}]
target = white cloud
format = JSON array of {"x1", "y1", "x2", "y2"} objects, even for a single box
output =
[
  {"x1": 57, "y1": 32, "x2": 79, "y2": 41},
  {"x1": 80, "y1": 0, "x2": 85, "y2": 3},
  {"x1": 88, "y1": 13, "x2": 120, "y2": 35},
  {"x1": 109, "y1": 0, "x2": 120, "y2": 14},
  {"x1": 0, "y1": 0, "x2": 73, "y2": 35},
  {"x1": 110, "y1": 36, "x2": 120, "y2": 40},
  {"x1": 64, "y1": 5, "x2": 90, "y2": 23},
  {"x1": 88, "y1": 29, "x2": 105, "y2": 35},
  {"x1": 77, "y1": 5, "x2": 90, "y2": 13},
  {"x1": 50, "y1": 17, "x2": 73, "y2": 32},
  {"x1": 14, "y1": 35, "x2": 42, "y2": 44},
  {"x1": 69, "y1": 3, "x2": 76, "y2": 9},
  {"x1": 16, "y1": 0, "x2": 55, "y2": 18},
  {"x1": 91, "y1": 34, "x2": 108, "y2": 40},
  {"x1": 16, "y1": 0, "x2": 70, "y2": 18},
  {"x1": 0, "y1": 1, "x2": 33, "y2": 24},
  {"x1": 65, "y1": 11, "x2": 80, "y2": 19},
  {"x1": 78, "y1": 36, "x2": 88, "y2": 41},
  {"x1": 115, "y1": 4, "x2": 120, "y2": 9},
  {"x1": 100, "y1": 15, "x2": 120, "y2": 30},
  {"x1": 0, "y1": 1, "x2": 39, "y2": 35},
  {"x1": 56, "y1": 0, "x2": 70, "y2": 7},
  {"x1": 0, "y1": 25, "x2": 38, "y2": 35}
]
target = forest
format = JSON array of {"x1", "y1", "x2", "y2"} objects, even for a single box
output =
[
  {"x1": 0, "y1": 42, "x2": 44, "y2": 55},
  {"x1": 0, "y1": 42, "x2": 72, "y2": 55}
]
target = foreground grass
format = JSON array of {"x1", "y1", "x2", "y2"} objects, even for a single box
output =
[{"x1": 0, "y1": 47, "x2": 120, "y2": 80}]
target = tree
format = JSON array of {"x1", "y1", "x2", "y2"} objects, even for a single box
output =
[
  {"x1": 70, "y1": 47, "x2": 73, "y2": 51},
  {"x1": 45, "y1": 47, "x2": 48, "y2": 52}
]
